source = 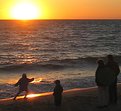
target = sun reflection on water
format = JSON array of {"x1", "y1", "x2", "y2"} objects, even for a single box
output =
[
  {"x1": 16, "y1": 54, "x2": 38, "y2": 64},
  {"x1": 31, "y1": 78, "x2": 43, "y2": 84}
]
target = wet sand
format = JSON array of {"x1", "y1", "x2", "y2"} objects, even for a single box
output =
[{"x1": 0, "y1": 85, "x2": 121, "y2": 111}]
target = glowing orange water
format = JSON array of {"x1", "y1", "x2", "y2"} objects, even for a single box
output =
[{"x1": 31, "y1": 78, "x2": 43, "y2": 83}]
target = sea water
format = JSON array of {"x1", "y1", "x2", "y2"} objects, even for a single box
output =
[{"x1": 0, "y1": 20, "x2": 121, "y2": 99}]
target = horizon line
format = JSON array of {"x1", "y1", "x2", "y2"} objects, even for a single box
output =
[{"x1": 0, "y1": 18, "x2": 121, "y2": 21}]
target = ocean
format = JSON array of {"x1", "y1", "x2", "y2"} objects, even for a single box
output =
[{"x1": 0, "y1": 20, "x2": 121, "y2": 99}]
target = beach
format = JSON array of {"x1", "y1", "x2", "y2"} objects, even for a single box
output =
[{"x1": 0, "y1": 84, "x2": 121, "y2": 111}]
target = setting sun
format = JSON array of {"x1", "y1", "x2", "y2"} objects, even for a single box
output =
[
  {"x1": 0, "y1": 0, "x2": 121, "y2": 20},
  {"x1": 11, "y1": 3, "x2": 40, "y2": 20}
]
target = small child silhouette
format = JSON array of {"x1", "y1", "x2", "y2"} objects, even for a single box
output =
[
  {"x1": 53, "y1": 80, "x2": 63, "y2": 107},
  {"x1": 13, "y1": 73, "x2": 34, "y2": 100}
]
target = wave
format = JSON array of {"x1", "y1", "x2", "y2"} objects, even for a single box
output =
[{"x1": 0, "y1": 55, "x2": 120, "y2": 72}]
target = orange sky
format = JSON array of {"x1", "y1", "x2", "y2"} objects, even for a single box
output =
[{"x1": 0, "y1": 0, "x2": 121, "y2": 20}]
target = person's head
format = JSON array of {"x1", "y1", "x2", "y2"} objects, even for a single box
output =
[
  {"x1": 97, "y1": 60, "x2": 104, "y2": 67},
  {"x1": 22, "y1": 73, "x2": 27, "y2": 78},
  {"x1": 107, "y1": 54, "x2": 114, "y2": 61},
  {"x1": 54, "y1": 80, "x2": 60, "y2": 85}
]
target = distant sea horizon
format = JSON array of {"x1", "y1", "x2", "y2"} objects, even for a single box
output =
[{"x1": 0, "y1": 18, "x2": 121, "y2": 21}]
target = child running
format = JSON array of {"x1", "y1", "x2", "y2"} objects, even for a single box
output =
[{"x1": 13, "y1": 73, "x2": 34, "y2": 100}]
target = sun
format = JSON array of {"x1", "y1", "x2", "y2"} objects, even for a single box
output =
[{"x1": 11, "y1": 3, "x2": 40, "y2": 20}]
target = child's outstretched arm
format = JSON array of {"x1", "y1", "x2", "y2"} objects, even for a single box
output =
[{"x1": 28, "y1": 78, "x2": 34, "y2": 82}]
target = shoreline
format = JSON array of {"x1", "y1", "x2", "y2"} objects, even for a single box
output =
[
  {"x1": 0, "y1": 86, "x2": 96, "y2": 102},
  {"x1": 1, "y1": 82, "x2": 121, "y2": 102},
  {"x1": 1, "y1": 85, "x2": 121, "y2": 111}
]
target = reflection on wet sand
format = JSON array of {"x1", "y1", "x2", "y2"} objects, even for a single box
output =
[{"x1": 0, "y1": 92, "x2": 53, "y2": 102}]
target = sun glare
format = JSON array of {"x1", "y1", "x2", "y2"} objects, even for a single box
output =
[
  {"x1": 11, "y1": 3, "x2": 40, "y2": 20},
  {"x1": 31, "y1": 78, "x2": 43, "y2": 84},
  {"x1": 27, "y1": 94, "x2": 41, "y2": 98}
]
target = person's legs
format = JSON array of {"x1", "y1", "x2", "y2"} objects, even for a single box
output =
[
  {"x1": 24, "y1": 90, "x2": 29, "y2": 99},
  {"x1": 109, "y1": 79, "x2": 117, "y2": 104},
  {"x1": 13, "y1": 91, "x2": 21, "y2": 100},
  {"x1": 98, "y1": 86, "x2": 103, "y2": 106},
  {"x1": 113, "y1": 85, "x2": 117, "y2": 103},
  {"x1": 103, "y1": 86, "x2": 109, "y2": 106},
  {"x1": 54, "y1": 95, "x2": 62, "y2": 107},
  {"x1": 98, "y1": 86, "x2": 108, "y2": 107},
  {"x1": 109, "y1": 83, "x2": 117, "y2": 104}
]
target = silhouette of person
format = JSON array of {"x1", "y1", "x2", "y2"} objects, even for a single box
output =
[
  {"x1": 95, "y1": 60, "x2": 109, "y2": 108},
  {"x1": 53, "y1": 80, "x2": 63, "y2": 107},
  {"x1": 13, "y1": 73, "x2": 34, "y2": 100},
  {"x1": 106, "y1": 55, "x2": 120, "y2": 105}
]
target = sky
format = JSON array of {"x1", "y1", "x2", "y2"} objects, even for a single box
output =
[{"x1": 0, "y1": 0, "x2": 121, "y2": 20}]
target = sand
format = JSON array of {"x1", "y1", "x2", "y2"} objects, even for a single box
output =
[{"x1": 0, "y1": 85, "x2": 121, "y2": 111}]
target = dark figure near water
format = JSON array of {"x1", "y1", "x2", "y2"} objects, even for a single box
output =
[
  {"x1": 106, "y1": 55, "x2": 120, "y2": 105},
  {"x1": 53, "y1": 80, "x2": 63, "y2": 107},
  {"x1": 13, "y1": 73, "x2": 34, "y2": 100},
  {"x1": 95, "y1": 60, "x2": 109, "y2": 108}
]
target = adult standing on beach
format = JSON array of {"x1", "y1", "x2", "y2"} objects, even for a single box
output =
[
  {"x1": 95, "y1": 60, "x2": 110, "y2": 108},
  {"x1": 106, "y1": 55, "x2": 120, "y2": 105}
]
